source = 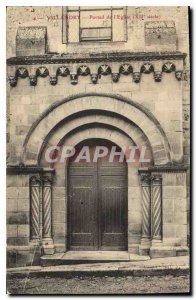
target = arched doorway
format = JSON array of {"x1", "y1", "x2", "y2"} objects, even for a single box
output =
[{"x1": 67, "y1": 139, "x2": 128, "y2": 251}]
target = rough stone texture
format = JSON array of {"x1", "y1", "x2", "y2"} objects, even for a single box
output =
[
  {"x1": 16, "y1": 26, "x2": 47, "y2": 56},
  {"x1": 145, "y1": 21, "x2": 177, "y2": 50},
  {"x1": 6, "y1": 6, "x2": 190, "y2": 268}
]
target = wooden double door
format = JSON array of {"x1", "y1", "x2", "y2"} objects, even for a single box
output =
[{"x1": 67, "y1": 140, "x2": 128, "y2": 251}]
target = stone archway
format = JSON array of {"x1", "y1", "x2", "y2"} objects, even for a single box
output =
[
  {"x1": 37, "y1": 124, "x2": 153, "y2": 254},
  {"x1": 22, "y1": 93, "x2": 172, "y2": 166},
  {"x1": 26, "y1": 93, "x2": 172, "y2": 256}
]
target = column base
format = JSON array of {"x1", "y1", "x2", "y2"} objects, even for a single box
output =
[
  {"x1": 42, "y1": 238, "x2": 55, "y2": 255},
  {"x1": 150, "y1": 246, "x2": 189, "y2": 258},
  {"x1": 29, "y1": 238, "x2": 40, "y2": 246},
  {"x1": 139, "y1": 237, "x2": 151, "y2": 256},
  {"x1": 151, "y1": 238, "x2": 162, "y2": 247}
]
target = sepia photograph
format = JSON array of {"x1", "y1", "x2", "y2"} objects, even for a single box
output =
[{"x1": 6, "y1": 4, "x2": 191, "y2": 295}]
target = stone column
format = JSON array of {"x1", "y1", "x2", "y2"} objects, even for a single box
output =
[
  {"x1": 139, "y1": 173, "x2": 151, "y2": 255},
  {"x1": 151, "y1": 174, "x2": 162, "y2": 245},
  {"x1": 42, "y1": 174, "x2": 55, "y2": 254},
  {"x1": 30, "y1": 176, "x2": 41, "y2": 242}
]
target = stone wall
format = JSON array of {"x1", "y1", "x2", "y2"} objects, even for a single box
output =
[
  {"x1": 7, "y1": 6, "x2": 189, "y2": 56},
  {"x1": 6, "y1": 6, "x2": 190, "y2": 267}
]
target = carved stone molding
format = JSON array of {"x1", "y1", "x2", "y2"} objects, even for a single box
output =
[
  {"x1": 8, "y1": 59, "x2": 185, "y2": 87},
  {"x1": 141, "y1": 63, "x2": 154, "y2": 74},
  {"x1": 56, "y1": 66, "x2": 69, "y2": 77},
  {"x1": 139, "y1": 173, "x2": 151, "y2": 255},
  {"x1": 151, "y1": 174, "x2": 162, "y2": 244},
  {"x1": 77, "y1": 65, "x2": 90, "y2": 76},
  {"x1": 175, "y1": 70, "x2": 183, "y2": 81},
  {"x1": 36, "y1": 66, "x2": 49, "y2": 77},
  {"x1": 49, "y1": 75, "x2": 58, "y2": 85},
  {"x1": 6, "y1": 165, "x2": 55, "y2": 175},
  {"x1": 98, "y1": 64, "x2": 111, "y2": 75},
  {"x1": 16, "y1": 67, "x2": 29, "y2": 78},
  {"x1": 90, "y1": 74, "x2": 98, "y2": 84},
  {"x1": 28, "y1": 170, "x2": 55, "y2": 252},
  {"x1": 30, "y1": 176, "x2": 41, "y2": 241},
  {"x1": 112, "y1": 73, "x2": 120, "y2": 83},
  {"x1": 70, "y1": 74, "x2": 78, "y2": 85},
  {"x1": 8, "y1": 76, "x2": 17, "y2": 87},
  {"x1": 140, "y1": 173, "x2": 151, "y2": 186},
  {"x1": 29, "y1": 75, "x2": 37, "y2": 86},
  {"x1": 154, "y1": 71, "x2": 162, "y2": 82},
  {"x1": 42, "y1": 174, "x2": 55, "y2": 254},
  {"x1": 151, "y1": 174, "x2": 162, "y2": 185},
  {"x1": 7, "y1": 51, "x2": 186, "y2": 66},
  {"x1": 133, "y1": 72, "x2": 141, "y2": 83},
  {"x1": 162, "y1": 62, "x2": 176, "y2": 73},
  {"x1": 119, "y1": 64, "x2": 132, "y2": 75}
]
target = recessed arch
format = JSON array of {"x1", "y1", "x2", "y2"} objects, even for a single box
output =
[
  {"x1": 38, "y1": 111, "x2": 153, "y2": 166},
  {"x1": 43, "y1": 125, "x2": 152, "y2": 172},
  {"x1": 22, "y1": 93, "x2": 172, "y2": 166}
]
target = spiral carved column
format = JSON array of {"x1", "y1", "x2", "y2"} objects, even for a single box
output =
[
  {"x1": 42, "y1": 175, "x2": 55, "y2": 254},
  {"x1": 30, "y1": 176, "x2": 41, "y2": 241},
  {"x1": 151, "y1": 174, "x2": 162, "y2": 245},
  {"x1": 139, "y1": 173, "x2": 151, "y2": 255}
]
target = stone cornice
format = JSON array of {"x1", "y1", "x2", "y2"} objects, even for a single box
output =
[
  {"x1": 7, "y1": 51, "x2": 187, "y2": 66},
  {"x1": 138, "y1": 165, "x2": 188, "y2": 173},
  {"x1": 6, "y1": 165, "x2": 55, "y2": 175}
]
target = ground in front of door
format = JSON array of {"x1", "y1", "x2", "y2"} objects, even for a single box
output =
[{"x1": 7, "y1": 274, "x2": 190, "y2": 294}]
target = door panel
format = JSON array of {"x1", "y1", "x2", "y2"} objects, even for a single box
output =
[
  {"x1": 99, "y1": 165, "x2": 128, "y2": 250},
  {"x1": 68, "y1": 140, "x2": 128, "y2": 251},
  {"x1": 68, "y1": 163, "x2": 98, "y2": 250}
]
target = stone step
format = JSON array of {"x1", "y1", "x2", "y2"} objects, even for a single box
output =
[{"x1": 40, "y1": 251, "x2": 150, "y2": 267}]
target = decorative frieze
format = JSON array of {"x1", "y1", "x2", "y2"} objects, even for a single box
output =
[
  {"x1": 36, "y1": 66, "x2": 49, "y2": 77},
  {"x1": 112, "y1": 73, "x2": 120, "y2": 83},
  {"x1": 175, "y1": 71, "x2": 183, "y2": 81},
  {"x1": 154, "y1": 71, "x2": 162, "y2": 82},
  {"x1": 133, "y1": 72, "x2": 141, "y2": 83},
  {"x1": 98, "y1": 64, "x2": 111, "y2": 75},
  {"x1": 7, "y1": 60, "x2": 185, "y2": 87},
  {"x1": 77, "y1": 65, "x2": 90, "y2": 76},
  {"x1": 70, "y1": 74, "x2": 78, "y2": 85},
  {"x1": 7, "y1": 51, "x2": 186, "y2": 65},
  {"x1": 119, "y1": 64, "x2": 132, "y2": 75},
  {"x1": 141, "y1": 63, "x2": 154, "y2": 74},
  {"x1": 49, "y1": 75, "x2": 58, "y2": 86},
  {"x1": 90, "y1": 74, "x2": 98, "y2": 84},
  {"x1": 162, "y1": 61, "x2": 176, "y2": 73},
  {"x1": 15, "y1": 67, "x2": 29, "y2": 78},
  {"x1": 9, "y1": 76, "x2": 17, "y2": 87},
  {"x1": 56, "y1": 66, "x2": 69, "y2": 77},
  {"x1": 29, "y1": 75, "x2": 37, "y2": 86}
]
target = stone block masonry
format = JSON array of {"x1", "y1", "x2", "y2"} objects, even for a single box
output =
[{"x1": 6, "y1": 6, "x2": 190, "y2": 268}]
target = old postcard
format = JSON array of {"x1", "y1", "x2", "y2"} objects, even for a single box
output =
[{"x1": 6, "y1": 6, "x2": 190, "y2": 295}]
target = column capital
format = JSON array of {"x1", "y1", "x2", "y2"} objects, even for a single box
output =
[
  {"x1": 151, "y1": 174, "x2": 162, "y2": 185},
  {"x1": 42, "y1": 174, "x2": 53, "y2": 186},
  {"x1": 30, "y1": 175, "x2": 41, "y2": 186},
  {"x1": 140, "y1": 173, "x2": 151, "y2": 186}
]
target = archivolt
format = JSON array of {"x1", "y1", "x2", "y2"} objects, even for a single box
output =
[
  {"x1": 38, "y1": 111, "x2": 153, "y2": 166},
  {"x1": 22, "y1": 93, "x2": 172, "y2": 166}
]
